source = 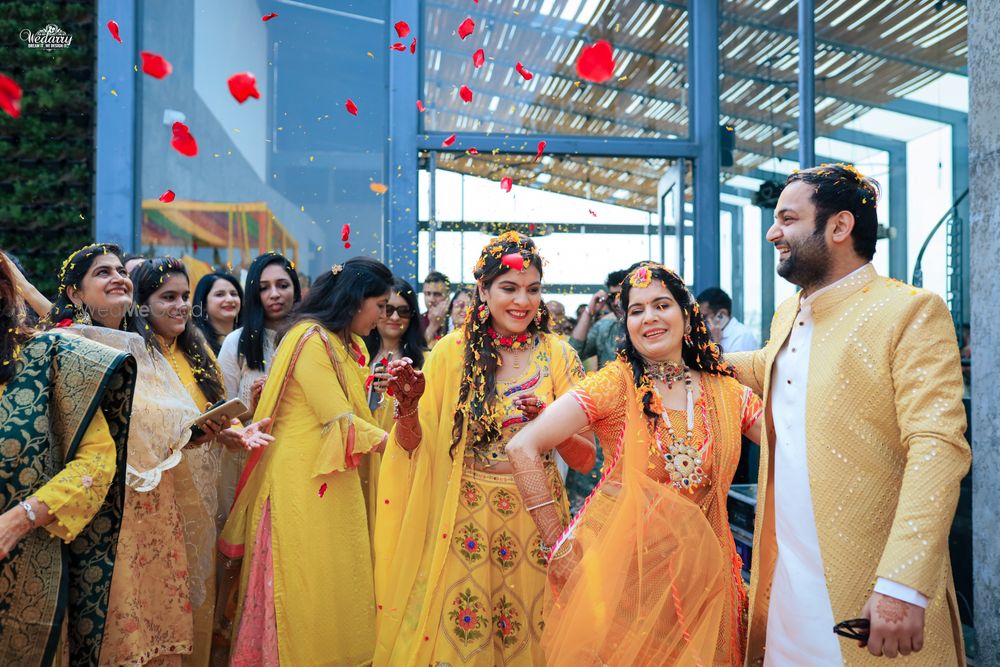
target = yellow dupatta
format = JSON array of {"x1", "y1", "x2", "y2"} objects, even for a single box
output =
[
  {"x1": 372, "y1": 331, "x2": 578, "y2": 667},
  {"x1": 541, "y1": 362, "x2": 726, "y2": 666}
]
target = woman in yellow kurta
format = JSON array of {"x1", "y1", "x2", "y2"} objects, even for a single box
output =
[
  {"x1": 220, "y1": 257, "x2": 395, "y2": 666},
  {"x1": 129, "y1": 258, "x2": 273, "y2": 667},
  {"x1": 506, "y1": 263, "x2": 763, "y2": 666},
  {"x1": 374, "y1": 232, "x2": 593, "y2": 667},
  {"x1": 0, "y1": 253, "x2": 135, "y2": 667}
]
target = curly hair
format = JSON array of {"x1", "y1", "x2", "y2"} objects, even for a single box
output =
[
  {"x1": 451, "y1": 231, "x2": 550, "y2": 458},
  {"x1": 617, "y1": 262, "x2": 734, "y2": 423}
]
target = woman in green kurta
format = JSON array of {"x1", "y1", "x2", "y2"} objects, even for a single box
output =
[{"x1": 0, "y1": 253, "x2": 137, "y2": 666}]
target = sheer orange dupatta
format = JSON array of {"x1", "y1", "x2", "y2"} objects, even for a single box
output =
[{"x1": 542, "y1": 381, "x2": 725, "y2": 667}]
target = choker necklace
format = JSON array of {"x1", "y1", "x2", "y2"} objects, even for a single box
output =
[
  {"x1": 653, "y1": 367, "x2": 707, "y2": 493},
  {"x1": 644, "y1": 359, "x2": 685, "y2": 388},
  {"x1": 488, "y1": 328, "x2": 532, "y2": 369}
]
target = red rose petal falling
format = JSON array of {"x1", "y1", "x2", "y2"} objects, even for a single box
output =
[
  {"x1": 458, "y1": 18, "x2": 475, "y2": 40},
  {"x1": 345, "y1": 99, "x2": 359, "y2": 116},
  {"x1": 341, "y1": 223, "x2": 351, "y2": 249},
  {"x1": 170, "y1": 122, "x2": 198, "y2": 157},
  {"x1": 515, "y1": 62, "x2": 534, "y2": 81},
  {"x1": 318, "y1": 482, "x2": 328, "y2": 498},
  {"x1": 459, "y1": 85, "x2": 473, "y2": 103},
  {"x1": 534, "y1": 140, "x2": 546, "y2": 162},
  {"x1": 467, "y1": 147, "x2": 479, "y2": 155},
  {"x1": 227, "y1": 72, "x2": 260, "y2": 103},
  {"x1": 55, "y1": 318, "x2": 73, "y2": 328},
  {"x1": 390, "y1": 42, "x2": 405, "y2": 51},
  {"x1": 472, "y1": 48, "x2": 485, "y2": 68},
  {"x1": 500, "y1": 177, "x2": 512, "y2": 193},
  {"x1": 416, "y1": 99, "x2": 425, "y2": 112},
  {"x1": 159, "y1": 189, "x2": 176, "y2": 203},
  {"x1": 140, "y1": 51, "x2": 172, "y2": 79},
  {"x1": 107, "y1": 20, "x2": 122, "y2": 44},
  {"x1": 576, "y1": 39, "x2": 615, "y2": 83},
  {"x1": 442, "y1": 133, "x2": 456, "y2": 147},
  {"x1": 0, "y1": 74, "x2": 22, "y2": 118},
  {"x1": 410, "y1": 38, "x2": 417, "y2": 54},
  {"x1": 501, "y1": 253, "x2": 525, "y2": 271},
  {"x1": 262, "y1": 12, "x2": 278, "y2": 21},
  {"x1": 395, "y1": 20, "x2": 410, "y2": 38},
  {"x1": 589, "y1": 209, "x2": 597, "y2": 217}
]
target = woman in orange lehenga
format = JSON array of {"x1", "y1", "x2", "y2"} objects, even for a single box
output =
[{"x1": 507, "y1": 263, "x2": 763, "y2": 666}]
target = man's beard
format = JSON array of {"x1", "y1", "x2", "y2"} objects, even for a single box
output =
[{"x1": 776, "y1": 228, "x2": 831, "y2": 290}]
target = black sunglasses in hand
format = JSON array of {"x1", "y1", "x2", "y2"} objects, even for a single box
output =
[{"x1": 833, "y1": 618, "x2": 870, "y2": 642}]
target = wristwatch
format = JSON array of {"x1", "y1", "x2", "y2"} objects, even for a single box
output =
[{"x1": 18, "y1": 500, "x2": 36, "y2": 526}]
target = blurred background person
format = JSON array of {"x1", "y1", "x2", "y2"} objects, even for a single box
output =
[
  {"x1": 421, "y1": 270, "x2": 450, "y2": 347},
  {"x1": 193, "y1": 270, "x2": 243, "y2": 355},
  {"x1": 697, "y1": 287, "x2": 758, "y2": 353},
  {"x1": 448, "y1": 286, "x2": 473, "y2": 333}
]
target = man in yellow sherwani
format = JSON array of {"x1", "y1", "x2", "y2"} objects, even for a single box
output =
[{"x1": 729, "y1": 164, "x2": 970, "y2": 666}]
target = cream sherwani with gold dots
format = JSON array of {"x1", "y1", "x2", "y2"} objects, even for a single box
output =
[{"x1": 729, "y1": 264, "x2": 970, "y2": 667}]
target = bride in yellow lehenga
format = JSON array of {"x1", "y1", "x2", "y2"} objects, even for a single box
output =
[
  {"x1": 373, "y1": 232, "x2": 594, "y2": 667},
  {"x1": 506, "y1": 263, "x2": 763, "y2": 667}
]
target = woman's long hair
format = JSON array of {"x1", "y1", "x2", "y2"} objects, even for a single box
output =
[
  {"x1": 362, "y1": 277, "x2": 426, "y2": 369},
  {"x1": 617, "y1": 262, "x2": 733, "y2": 422},
  {"x1": 285, "y1": 256, "x2": 394, "y2": 340},
  {"x1": 192, "y1": 271, "x2": 244, "y2": 354},
  {"x1": 451, "y1": 231, "x2": 550, "y2": 458},
  {"x1": 239, "y1": 252, "x2": 301, "y2": 371},
  {"x1": 129, "y1": 258, "x2": 225, "y2": 405},
  {"x1": 0, "y1": 255, "x2": 35, "y2": 385},
  {"x1": 44, "y1": 243, "x2": 126, "y2": 327}
]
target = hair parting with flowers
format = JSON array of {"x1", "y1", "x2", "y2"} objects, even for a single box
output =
[
  {"x1": 43, "y1": 242, "x2": 126, "y2": 328},
  {"x1": 617, "y1": 262, "x2": 734, "y2": 424},
  {"x1": 450, "y1": 231, "x2": 550, "y2": 458}
]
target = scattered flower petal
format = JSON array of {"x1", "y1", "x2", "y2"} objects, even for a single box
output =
[
  {"x1": 416, "y1": 99, "x2": 425, "y2": 112},
  {"x1": 369, "y1": 182, "x2": 388, "y2": 194},
  {"x1": 262, "y1": 12, "x2": 278, "y2": 21},
  {"x1": 442, "y1": 133, "x2": 456, "y2": 147},
  {"x1": 459, "y1": 85, "x2": 473, "y2": 103},
  {"x1": 390, "y1": 42, "x2": 406, "y2": 51},
  {"x1": 576, "y1": 40, "x2": 615, "y2": 83},
  {"x1": 318, "y1": 482, "x2": 328, "y2": 497},
  {"x1": 467, "y1": 147, "x2": 479, "y2": 155},
  {"x1": 0, "y1": 74, "x2": 22, "y2": 118},
  {"x1": 515, "y1": 62, "x2": 533, "y2": 80},
  {"x1": 227, "y1": 72, "x2": 260, "y2": 103},
  {"x1": 341, "y1": 223, "x2": 351, "y2": 248},
  {"x1": 589, "y1": 209, "x2": 597, "y2": 217},
  {"x1": 170, "y1": 122, "x2": 198, "y2": 157},
  {"x1": 55, "y1": 318, "x2": 73, "y2": 328},
  {"x1": 107, "y1": 20, "x2": 122, "y2": 44},
  {"x1": 472, "y1": 48, "x2": 485, "y2": 68},
  {"x1": 534, "y1": 140, "x2": 546, "y2": 162},
  {"x1": 395, "y1": 20, "x2": 410, "y2": 38},
  {"x1": 410, "y1": 37, "x2": 417, "y2": 54},
  {"x1": 140, "y1": 51, "x2": 172, "y2": 79},
  {"x1": 501, "y1": 253, "x2": 525, "y2": 271},
  {"x1": 500, "y1": 177, "x2": 512, "y2": 192},
  {"x1": 458, "y1": 17, "x2": 475, "y2": 40},
  {"x1": 345, "y1": 98, "x2": 359, "y2": 115},
  {"x1": 159, "y1": 189, "x2": 176, "y2": 203}
]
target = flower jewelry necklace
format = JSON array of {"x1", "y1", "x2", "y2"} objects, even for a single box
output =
[
  {"x1": 653, "y1": 367, "x2": 707, "y2": 493},
  {"x1": 644, "y1": 359, "x2": 685, "y2": 388},
  {"x1": 488, "y1": 327, "x2": 532, "y2": 369}
]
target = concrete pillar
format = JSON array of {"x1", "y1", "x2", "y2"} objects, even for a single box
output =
[{"x1": 969, "y1": 0, "x2": 1000, "y2": 656}]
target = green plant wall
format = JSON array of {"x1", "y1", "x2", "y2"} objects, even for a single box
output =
[{"x1": 0, "y1": 1, "x2": 96, "y2": 298}]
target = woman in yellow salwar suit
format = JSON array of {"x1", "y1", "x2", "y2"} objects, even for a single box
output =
[
  {"x1": 374, "y1": 232, "x2": 594, "y2": 667},
  {"x1": 506, "y1": 263, "x2": 763, "y2": 667},
  {"x1": 219, "y1": 257, "x2": 395, "y2": 666}
]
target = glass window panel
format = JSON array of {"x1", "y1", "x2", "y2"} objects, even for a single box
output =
[{"x1": 138, "y1": 0, "x2": 388, "y2": 281}]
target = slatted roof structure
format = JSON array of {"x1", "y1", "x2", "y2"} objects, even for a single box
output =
[{"x1": 420, "y1": 0, "x2": 967, "y2": 213}]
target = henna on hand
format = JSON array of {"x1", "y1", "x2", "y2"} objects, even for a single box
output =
[
  {"x1": 508, "y1": 448, "x2": 565, "y2": 548},
  {"x1": 875, "y1": 595, "x2": 910, "y2": 625}
]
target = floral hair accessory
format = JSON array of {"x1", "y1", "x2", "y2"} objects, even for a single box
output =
[
  {"x1": 331, "y1": 264, "x2": 343, "y2": 275},
  {"x1": 629, "y1": 266, "x2": 652, "y2": 288}
]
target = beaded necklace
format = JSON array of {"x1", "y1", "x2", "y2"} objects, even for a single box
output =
[{"x1": 652, "y1": 367, "x2": 708, "y2": 493}]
